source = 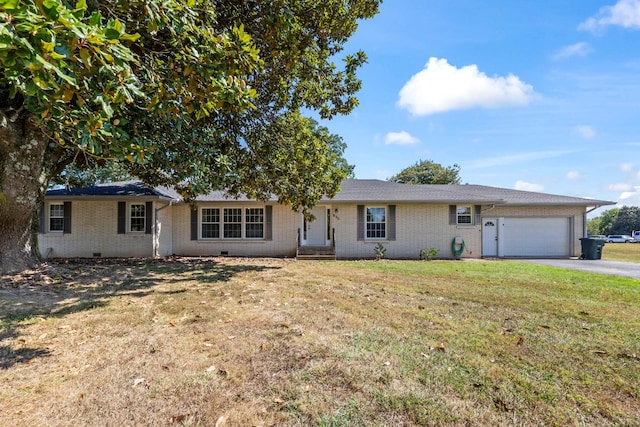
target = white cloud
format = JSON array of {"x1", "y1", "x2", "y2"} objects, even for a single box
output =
[
  {"x1": 553, "y1": 42, "x2": 592, "y2": 60},
  {"x1": 576, "y1": 125, "x2": 596, "y2": 139},
  {"x1": 620, "y1": 162, "x2": 634, "y2": 172},
  {"x1": 579, "y1": 0, "x2": 640, "y2": 31},
  {"x1": 384, "y1": 131, "x2": 420, "y2": 145},
  {"x1": 565, "y1": 170, "x2": 586, "y2": 180},
  {"x1": 607, "y1": 182, "x2": 634, "y2": 192},
  {"x1": 514, "y1": 180, "x2": 544, "y2": 192},
  {"x1": 617, "y1": 186, "x2": 640, "y2": 206},
  {"x1": 397, "y1": 57, "x2": 536, "y2": 116}
]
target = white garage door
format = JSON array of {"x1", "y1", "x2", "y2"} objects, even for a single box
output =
[{"x1": 503, "y1": 217, "x2": 570, "y2": 257}]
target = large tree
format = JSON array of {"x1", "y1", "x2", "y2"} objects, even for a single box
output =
[
  {"x1": 0, "y1": 0, "x2": 380, "y2": 273},
  {"x1": 388, "y1": 159, "x2": 462, "y2": 185}
]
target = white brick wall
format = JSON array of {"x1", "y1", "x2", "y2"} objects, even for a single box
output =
[
  {"x1": 333, "y1": 203, "x2": 481, "y2": 259},
  {"x1": 38, "y1": 199, "x2": 586, "y2": 260},
  {"x1": 171, "y1": 203, "x2": 299, "y2": 257},
  {"x1": 38, "y1": 200, "x2": 154, "y2": 258}
]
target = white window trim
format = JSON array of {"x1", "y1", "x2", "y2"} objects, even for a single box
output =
[
  {"x1": 129, "y1": 203, "x2": 146, "y2": 233},
  {"x1": 48, "y1": 202, "x2": 65, "y2": 233},
  {"x1": 199, "y1": 206, "x2": 265, "y2": 240},
  {"x1": 456, "y1": 205, "x2": 473, "y2": 225},
  {"x1": 365, "y1": 206, "x2": 387, "y2": 240}
]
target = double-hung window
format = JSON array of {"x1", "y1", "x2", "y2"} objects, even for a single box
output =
[
  {"x1": 456, "y1": 206, "x2": 472, "y2": 225},
  {"x1": 366, "y1": 207, "x2": 386, "y2": 239},
  {"x1": 245, "y1": 208, "x2": 264, "y2": 238},
  {"x1": 130, "y1": 203, "x2": 146, "y2": 232},
  {"x1": 49, "y1": 203, "x2": 65, "y2": 232},
  {"x1": 201, "y1": 208, "x2": 220, "y2": 238},
  {"x1": 223, "y1": 208, "x2": 243, "y2": 238}
]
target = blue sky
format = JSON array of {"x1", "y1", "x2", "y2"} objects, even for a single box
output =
[{"x1": 321, "y1": 0, "x2": 640, "y2": 215}]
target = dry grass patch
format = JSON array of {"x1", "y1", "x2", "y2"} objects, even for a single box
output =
[
  {"x1": 1, "y1": 257, "x2": 639, "y2": 426},
  {"x1": 602, "y1": 242, "x2": 640, "y2": 263}
]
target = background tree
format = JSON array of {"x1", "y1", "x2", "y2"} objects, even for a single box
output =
[
  {"x1": 388, "y1": 159, "x2": 462, "y2": 185},
  {"x1": 587, "y1": 208, "x2": 618, "y2": 235},
  {"x1": 609, "y1": 206, "x2": 640, "y2": 235},
  {"x1": 0, "y1": 0, "x2": 380, "y2": 273}
]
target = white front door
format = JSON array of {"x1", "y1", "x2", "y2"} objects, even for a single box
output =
[
  {"x1": 482, "y1": 218, "x2": 498, "y2": 257},
  {"x1": 306, "y1": 206, "x2": 329, "y2": 245}
]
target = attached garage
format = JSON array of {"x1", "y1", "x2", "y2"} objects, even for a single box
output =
[
  {"x1": 503, "y1": 217, "x2": 571, "y2": 257},
  {"x1": 483, "y1": 217, "x2": 572, "y2": 257}
]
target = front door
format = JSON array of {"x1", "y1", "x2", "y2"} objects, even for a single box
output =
[
  {"x1": 482, "y1": 218, "x2": 498, "y2": 257},
  {"x1": 306, "y1": 205, "x2": 329, "y2": 245}
]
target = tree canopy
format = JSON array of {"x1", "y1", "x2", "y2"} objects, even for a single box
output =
[
  {"x1": 588, "y1": 206, "x2": 640, "y2": 235},
  {"x1": 0, "y1": 0, "x2": 380, "y2": 272},
  {"x1": 388, "y1": 159, "x2": 462, "y2": 185}
]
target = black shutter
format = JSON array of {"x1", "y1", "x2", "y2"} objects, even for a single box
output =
[
  {"x1": 145, "y1": 201, "x2": 153, "y2": 234},
  {"x1": 357, "y1": 205, "x2": 364, "y2": 241},
  {"x1": 265, "y1": 205, "x2": 272, "y2": 240},
  {"x1": 190, "y1": 207, "x2": 198, "y2": 240},
  {"x1": 449, "y1": 205, "x2": 456, "y2": 225},
  {"x1": 388, "y1": 205, "x2": 396, "y2": 241},
  {"x1": 38, "y1": 205, "x2": 44, "y2": 234},
  {"x1": 475, "y1": 205, "x2": 481, "y2": 225},
  {"x1": 63, "y1": 201, "x2": 72, "y2": 234},
  {"x1": 117, "y1": 201, "x2": 126, "y2": 234}
]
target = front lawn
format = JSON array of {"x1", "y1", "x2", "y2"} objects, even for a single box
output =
[
  {"x1": 602, "y1": 241, "x2": 640, "y2": 263},
  {"x1": 1, "y1": 258, "x2": 638, "y2": 426}
]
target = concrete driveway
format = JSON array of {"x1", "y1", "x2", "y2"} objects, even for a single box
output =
[{"x1": 518, "y1": 258, "x2": 640, "y2": 280}]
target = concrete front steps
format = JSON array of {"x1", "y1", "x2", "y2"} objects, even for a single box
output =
[{"x1": 296, "y1": 245, "x2": 336, "y2": 260}]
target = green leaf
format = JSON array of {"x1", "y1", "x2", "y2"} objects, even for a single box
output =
[
  {"x1": 89, "y1": 11, "x2": 101, "y2": 26},
  {"x1": 0, "y1": 0, "x2": 20, "y2": 10},
  {"x1": 120, "y1": 33, "x2": 141, "y2": 42},
  {"x1": 75, "y1": 0, "x2": 87, "y2": 10}
]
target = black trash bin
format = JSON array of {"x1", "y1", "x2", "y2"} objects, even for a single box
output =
[{"x1": 579, "y1": 238, "x2": 606, "y2": 260}]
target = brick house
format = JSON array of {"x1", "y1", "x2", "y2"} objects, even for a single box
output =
[{"x1": 39, "y1": 179, "x2": 614, "y2": 260}]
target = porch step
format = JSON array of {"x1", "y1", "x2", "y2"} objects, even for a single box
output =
[{"x1": 296, "y1": 245, "x2": 336, "y2": 261}]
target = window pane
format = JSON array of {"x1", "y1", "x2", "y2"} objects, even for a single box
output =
[
  {"x1": 457, "y1": 206, "x2": 472, "y2": 224},
  {"x1": 202, "y1": 208, "x2": 220, "y2": 223},
  {"x1": 202, "y1": 224, "x2": 220, "y2": 238},
  {"x1": 130, "y1": 204, "x2": 145, "y2": 232},
  {"x1": 366, "y1": 207, "x2": 386, "y2": 239},
  {"x1": 224, "y1": 223, "x2": 242, "y2": 238},
  {"x1": 49, "y1": 204, "x2": 64, "y2": 232},
  {"x1": 245, "y1": 208, "x2": 264, "y2": 238},
  {"x1": 201, "y1": 208, "x2": 220, "y2": 238},
  {"x1": 224, "y1": 208, "x2": 242, "y2": 238}
]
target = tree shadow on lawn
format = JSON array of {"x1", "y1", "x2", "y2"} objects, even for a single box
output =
[{"x1": 0, "y1": 257, "x2": 279, "y2": 369}]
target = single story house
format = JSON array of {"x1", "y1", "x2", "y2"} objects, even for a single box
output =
[{"x1": 39, "y1": 179, "x2": 614, "y2": 260}]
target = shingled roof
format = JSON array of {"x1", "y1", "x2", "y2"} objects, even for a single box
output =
[
  {"x1": 46, "y1": 179, "x2": 614, "y2": 207},
  {"x1": 326, "y1": 180, "x2": 614, "y2": 207},
  {"x1": 46, "y1": 180, "x2": 176, "y2": 200}
]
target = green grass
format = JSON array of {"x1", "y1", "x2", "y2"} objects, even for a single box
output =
[
  {"x1": 602, "y1": 242, "x2": 640, "y2": 263},
  {"x1": 1, "y1": 258, "x2": 639, "y2": 426}
]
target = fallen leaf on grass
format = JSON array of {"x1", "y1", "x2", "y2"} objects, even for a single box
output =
[
  {"x1": 133, "y1": 378, "x2": 145, "y2": 387},
  {"x1": 516, "y1": 337, "x2": 524, "y2": 346},
  {"x1": 593, "y1": 350, "x2": 608, "y2": 356}
]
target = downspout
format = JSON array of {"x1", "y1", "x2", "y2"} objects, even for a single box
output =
[{"x1": 154, "y1": 201, "x2": 174, "y2": 258}]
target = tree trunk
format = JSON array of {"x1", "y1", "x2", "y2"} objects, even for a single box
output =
[{"x1": 0, "y1": 111, "x2": 49, "y2": 274}]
